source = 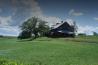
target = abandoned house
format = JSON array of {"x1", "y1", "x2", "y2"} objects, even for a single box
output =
[{"x1": 45, "y1": 20, "x2": 77, "y2": 38}]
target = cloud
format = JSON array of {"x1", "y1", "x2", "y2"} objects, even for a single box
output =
[
  {"x1": 39, "y1": 16, "x2": 62, "y2": 26},
  {"x1": 0, "y1": 26, "x2": 20, "y2": 36},
  {"x1": 77, "y1": 25, "x2": 98, "y2": 35},
  {"x1": 0, "y1": 0, "x2": 61, "y2": 35},
  {"x1": 94, "y1": 17, "x2": 98, "y2": 21},
  {"x1": 1, "y1": 0, "x2": 61, "y2": 27},
  {"x1": 69, "y1": 9, "x2": 84, "y2": 16},
  {"x1": 0, "y1": 8, "x2": 2, "y2": 13},
  {"x1": 14, "y1": 0, "x2": 61, "y2": 26},
  {"x1": 11, "y1": 0, "x2": 62, "y2": 25},
  {"x1": 0, "y1": 16, "x2": 12, "y2": 26},
  {"x1": 11, "y1": 0, "x2": 42, "y2": 17},
  {"x1": 96, "y1": 27, "x2": 98, "y2": 29},
  {"x1": 5, "y1": 0, "x2": 42, "y2": 26}
]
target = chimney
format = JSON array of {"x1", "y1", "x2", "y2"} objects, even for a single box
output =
[
  {"x1": 56, "y1": 23, "x2": 60, "y2": 25},
  {"x1": 61, "y1": 21, "x2": 63, "y2": 23}
]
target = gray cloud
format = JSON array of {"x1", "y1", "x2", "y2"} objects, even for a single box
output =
[
  {"x1": 11, "y1": 0, "x2": 42, "y2": 17},
  {"x1": 0, "y1": 8, "x2": 2, "y2": 13},
  {"x1": 0, "y1": 0, "x2": 62, "y2": 27},
  {"x1": 77, "y1": 25, "x2": 98, "y2": 35},
  {"x1": 94, "y1": 17, "x2": 98, "y2": 21},
  {"x1": 69, "y1": 9, "x2": 84, "y2": 17},
  {"x1": 12, "y1": 0, "x2": 62, "y2": 24},
  {"x1": 0, "y1": 0, "x2": 63, "y2": 36},
  {"x1": 0, "y1": 16, "x2": 12, "y2": 26}
]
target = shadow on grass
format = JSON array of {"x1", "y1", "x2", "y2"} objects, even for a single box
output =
[
  {"x1": 37, "y1": 39, "x2": 52, "y2": 41},
  {"x1": 17, "y1": 39, "x2": 35, "y2": 42},
  {"x1": 17, "y1": 37, "x2": 98, "y2": 44}
]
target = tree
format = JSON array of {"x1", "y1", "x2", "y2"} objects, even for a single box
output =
[
  {"x1": 93, "y1": 32, "x2": 98, "y2": 36},
  {"x1": 37, "y1": 20, "x2": 50, "y2": 36},
  {"x1": 0, "y1": 35, "x2": 3, "y2": 38},
  {"x1": 71, "y1": 21, "x2": 77, "y2": 37},
  {"x1": 20, "y1": 17, "x2": 38, "y2": 31},
  {"x1": 18, "y1": 30, "x2": 32, "y2": 40},
  {"x1": 18, "y1": 17, "x2": 50, "y2": 40}
]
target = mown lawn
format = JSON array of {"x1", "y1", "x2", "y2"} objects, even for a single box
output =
[{"x1": 0, "y1": 36, "x2": 98, "y2": 65}]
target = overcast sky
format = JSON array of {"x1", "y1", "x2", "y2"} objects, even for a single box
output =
[{"x1": 0, "y1": 0, "x2": 98, "y2": 36}]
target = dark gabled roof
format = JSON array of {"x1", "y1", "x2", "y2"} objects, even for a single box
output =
[{"x1": 51, "y1": 22, "x2": 74, "y2": 32}]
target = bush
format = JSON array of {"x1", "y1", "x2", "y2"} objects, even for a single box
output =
[
  {"x1": 0, "y1": 35, "x2": 3, "y2": 38},
  {"x1": 78, "y1": 33, "x2": 86, "y2": 36}
]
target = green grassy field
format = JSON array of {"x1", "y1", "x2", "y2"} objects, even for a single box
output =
[{"x1": 0, "y1": 36, "x2": 98, "y2": 65}]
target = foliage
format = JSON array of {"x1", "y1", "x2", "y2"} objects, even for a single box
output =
[
  {"x1": 0, "y1": 35, "x2": 3, "y2": 38},
  {"x1": 78, "y1": 33, "x2": 86, "y2": 36},
  {"x1": 37, "y1": 20, "x2": 50, "y2": 36},
  {"x1": 20, "y1": 17, "x2": 38, "y2": 31},
  {"x1": 93, "y1": 32, "x2": 98, "y2": 36},
  {"x1": 18, "y1": 30, "x2": 33, "y2": 40},
  {"x1": 19, "y1": 17, "x2": 50, "y2": 40}
]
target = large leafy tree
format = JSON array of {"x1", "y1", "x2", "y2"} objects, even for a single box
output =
[
  {"x1": 37, "y1": 20, "x2": 50, "y2": 36},
  {"x1": 20, "y1": 17, "x2": 38, "y2": 31},
  {"x1": 19, "y1": 17, "x2": 50, "y2": 40}
]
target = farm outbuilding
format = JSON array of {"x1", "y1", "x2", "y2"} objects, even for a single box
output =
[{"x1": 45, "y1": 19, "x2": 77, "y2": 38}]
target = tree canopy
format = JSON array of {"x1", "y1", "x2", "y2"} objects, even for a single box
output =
[{"x1": 18, "y1": 17, "x2": 50, "y2": 40}]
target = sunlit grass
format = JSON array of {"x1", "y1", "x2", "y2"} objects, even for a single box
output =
[{"x1": 0, "y1": 36, "x2": 98, "y2": 65}]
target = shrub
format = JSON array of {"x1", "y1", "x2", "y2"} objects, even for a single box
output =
[{"x1": 0, "y1": 35, "x2": 3, "y2": 38}]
